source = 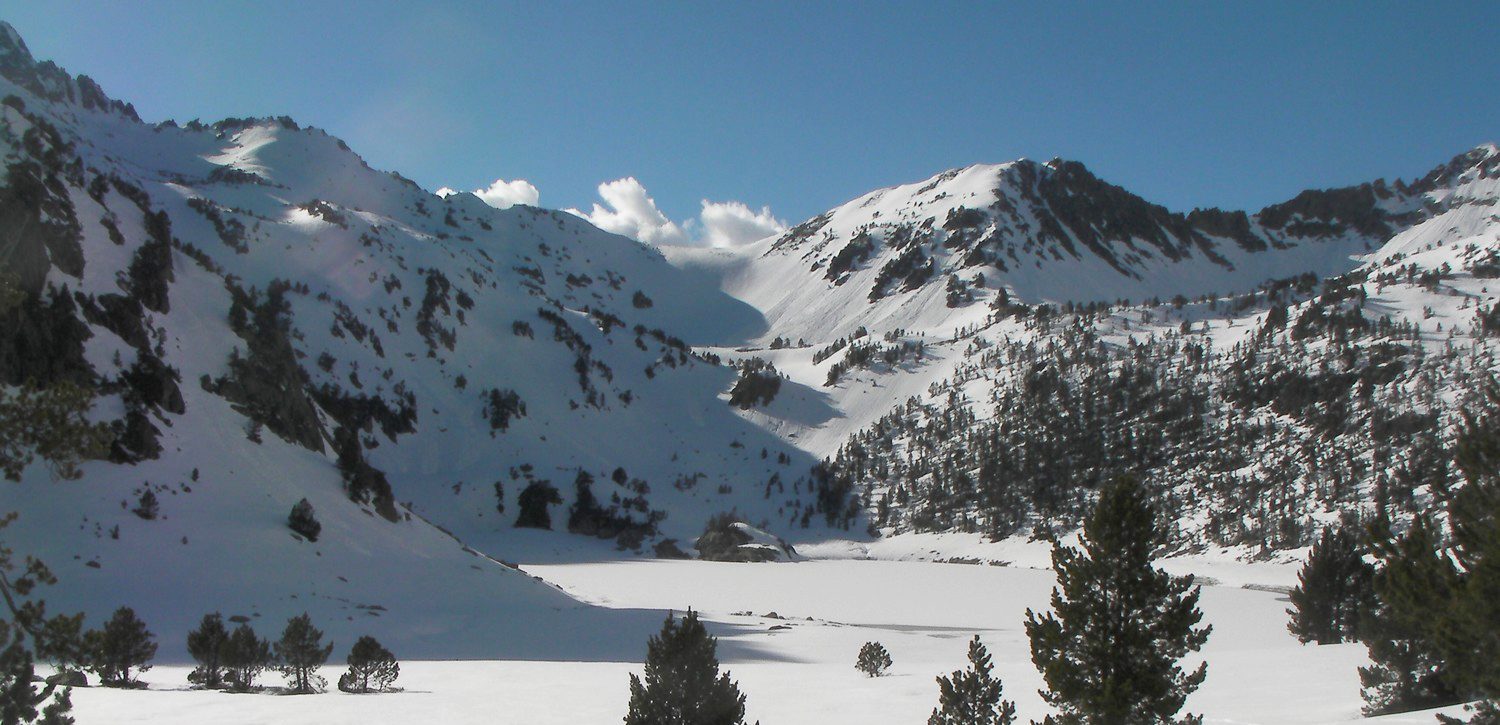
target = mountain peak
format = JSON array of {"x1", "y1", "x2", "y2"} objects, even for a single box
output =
[
  {"x1": 0, "y1": 22, "x2": 138, "y2": 121},
  {"x1": 0, "y1": 21, "x2": 36, "y2": 71}
]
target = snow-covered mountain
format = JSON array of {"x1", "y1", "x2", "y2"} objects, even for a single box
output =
[
  {"x1": 0, "y1": 22, "x2": 841, "y2": 657},
  {"x1": 2, "y1": 15, "x2": 1497, "y2": 662},
  {"x1": 668, "y1": 139, "x2": 1500, "y2": 552},
  {"x1": 667, "y1": 148, "x2": 1494, "y2": 344}
]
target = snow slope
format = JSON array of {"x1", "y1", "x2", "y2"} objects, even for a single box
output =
[
  {"x1": 0, "y1": 22, "x2": 837, "y2": 656},
  {"x1": 664, "y1": 144, "x2": 1500, "y2": 477}
]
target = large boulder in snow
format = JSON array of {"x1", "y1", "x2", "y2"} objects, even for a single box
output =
[{"x1": 694, "y1": 514, "x2": 797, "y2": 562}]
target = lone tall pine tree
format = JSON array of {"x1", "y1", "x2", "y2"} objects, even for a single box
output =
[{"x1": 1025, "y1": 476, "x2": 1212, "y2": 724}]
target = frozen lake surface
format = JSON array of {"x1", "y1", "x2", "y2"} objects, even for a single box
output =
[{"x1": 71, "y1": 558, "x2": 1462, "y2": 724}]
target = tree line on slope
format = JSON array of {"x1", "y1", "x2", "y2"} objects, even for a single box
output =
[{"x1": 812, "y1": 268, "x2": 1491, "y2": 556}]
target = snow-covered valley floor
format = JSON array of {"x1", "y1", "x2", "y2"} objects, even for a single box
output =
[{"x1": 72, "y1": 557, "x2": 1461, "y2": 724}]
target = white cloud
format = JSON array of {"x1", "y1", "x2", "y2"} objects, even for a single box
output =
[
  {"x1": 566, "y1": 177, "x2": 688, "y2": 246},
  {"x1": 473, "y1": 178, "x2": 540, "y2": 209},
  {"x1": 568, "y1": 177, "x2": 784, "y2": 248},
  {"x1": 697, "y1": 200, "x2": 786, "y2": 247},
  {"x1": 437, "y1": 178, "x2": 540, "y2": 209}
]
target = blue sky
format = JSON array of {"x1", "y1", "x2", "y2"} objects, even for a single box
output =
[{"x1": 6, "y1": 2, "x2": 1497, "y2": 242}]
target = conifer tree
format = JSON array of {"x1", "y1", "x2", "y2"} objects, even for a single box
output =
[
  {"x1": 1363, "y1": 380, "x2": 1500, "y2": 720},
  {"x1": 855, "y1": 641, "x2": 893, "y2": 678},
  {"x1": 0, "y1": 273, "x2": 108, "y2": 721},
  {"x1": 1444, "y1": 385, "x2": 1500, "y2": 721},
  {"x1": 274, "y1": 613, "x2": 332, "y2": 694},
  {"x1": 1025, "y1": 476, "x2": 1211, "y2": 724},
  {"x1": 1287, "y1": 523, "x2": 1375, "y2": 644},
  {"x1": 186, "y1": 613, "x2": 229, "y2": 688},
  {"x1": 87, "y1": 607, "x2": 156, "y2": 688},
  {"x1": 220, "y1": 623, "x2": 271, "y2": 691},
  {"x1": 287, "y1": 499, "x2": 320, "y2": 542},
  {"x1": 1360, "y1": 517, "x2": 1461, "y2": 715},
  {"x1": 928, "y1": 635, "x2": 1015, "y2": 725},
  {"x1": 624, "y1": 611, "x2": 746, "y2": 725},
  {"x1": 131, "y1": 490, "x2": 157, "y2": 520},
  {"x1": 515, "y1": 481, "x2": 561, "y2": 529},
  {"x1": 338, "y1": 635, "x2": 399, "y2": 693},
  {"x1": 34, "y1": 613, "x2": 88, "y2": 687},
  {"x1": 0, "y1": 562, "x2": 81, "y2": 724}
]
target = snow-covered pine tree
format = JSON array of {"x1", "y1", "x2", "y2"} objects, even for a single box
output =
[
  {"x1": 274, "y1": 613, "x2": 332, "y2": 694},
  {"x1": 855, "y1": 641, "x2": 893, "y2": 677},
  {"x1": 624, "y1": 610, "x2": 746, "y2": 725},
  {"x1": 1287, "y1": 523, "x2": 1375, "y2": 644},
  {"x1": 1025, "y1": 475, "x2": 1211, "y2": 724},
  {"x1": 927, "y1": 635, "x2": 1015, "y2": 725}
]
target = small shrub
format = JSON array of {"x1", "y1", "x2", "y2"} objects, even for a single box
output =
[
  {"x1": 856, "y1": 641, "x2": 893, "y2": 677},
  {"x1": 288, "y1": 498, "x2": 321, "y2": 542}
]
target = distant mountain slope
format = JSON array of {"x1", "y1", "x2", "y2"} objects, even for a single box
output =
[
  {"x1": 665, "y1": 148, "x2": 1488, "y2": 344},
  {"x1": 668, "y1": 140, "x2": 1500, "y2": 553},
  {"x1": 0, "y1": 22, "x2": 838, "y2": 655}
]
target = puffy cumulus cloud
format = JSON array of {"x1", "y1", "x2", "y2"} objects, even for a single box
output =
[
  {"x1": 436, "y1": 178, "x2": 540, "y2": 209},
  {"x1": 569, "y1": 177, "x2": 784, "y2": 248},
  {"x1": 566, "y1": 177, "x2": 688, "y2": 246},
  {"x1": 473, "y1": 178, "x2": 540, "y2": 209},
  {"x1": 696, "y1": 200, "x2": 786, "y2": 247}
]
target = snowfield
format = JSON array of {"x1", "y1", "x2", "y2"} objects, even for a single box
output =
[{"x1": 68, "y1": 555, "x2": 1465, "y2": 724}]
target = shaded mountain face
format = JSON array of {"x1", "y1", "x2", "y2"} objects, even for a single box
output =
[{"x1": 0, "y1": 23, "x2": 846, "y2": 656}]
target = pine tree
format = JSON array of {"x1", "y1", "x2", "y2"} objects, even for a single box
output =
[
  {"x1": 927, "y1": 635, "x2": 1015, "y2": 725},
  {"x1": 515, "y1": 481, "x2": 562, "y2": 529},
  {"x1": 34, "y1": 613, "x2": 88, "y2": 687},
  {"x1": 0, "y1": 273, "x2": 109, "y2": 721},
  {"x1": 0, "y1": 604, "x2": 79, "y2": 725},
  {"x1": 1361, "y1": 517, "x2": 1462, "y2": 715},
  {"x1": 1444, "y1": 386, "x2": 1500, "y2": 720},
  {"x1": 1287, "y1": 523, "x2": 1375, "y2": 644},
  {"x1": 855, "y1": 641, "x2": 893, "y2": 677},
  {"x1": 131, "y1": 490, "x2": 158, "y2": 520},
  {"x1": 185, "y1": 613, "x2": 229, "y2": 688},
  {"x1": 0, "y1": 380, "x2": 111, "y2": 482},
  {"x1": 1025, "y1": 476, "x2": 1211, "y2": 724},
  {"x1": 87, "y1": 607, "x2": 157, "y2": 688},
  {"x1": 338, "y1": 635, "x2": 399, "y2": 693},
  {"x1": 624, "y1": 611, "x2": 746, "y2": 725},
  {"x1": 274, "y1": 613, "x2": 332, "y2": 694},
  {"x1": 1363, "y1": 380, "x2": 1500, "y2": 720},
  {"x1": 220, "y1": 623, "x2": 271, "y2": 691},
  {"x1": 287, "y1": 499, "x2": 321, "y2": 542}
]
